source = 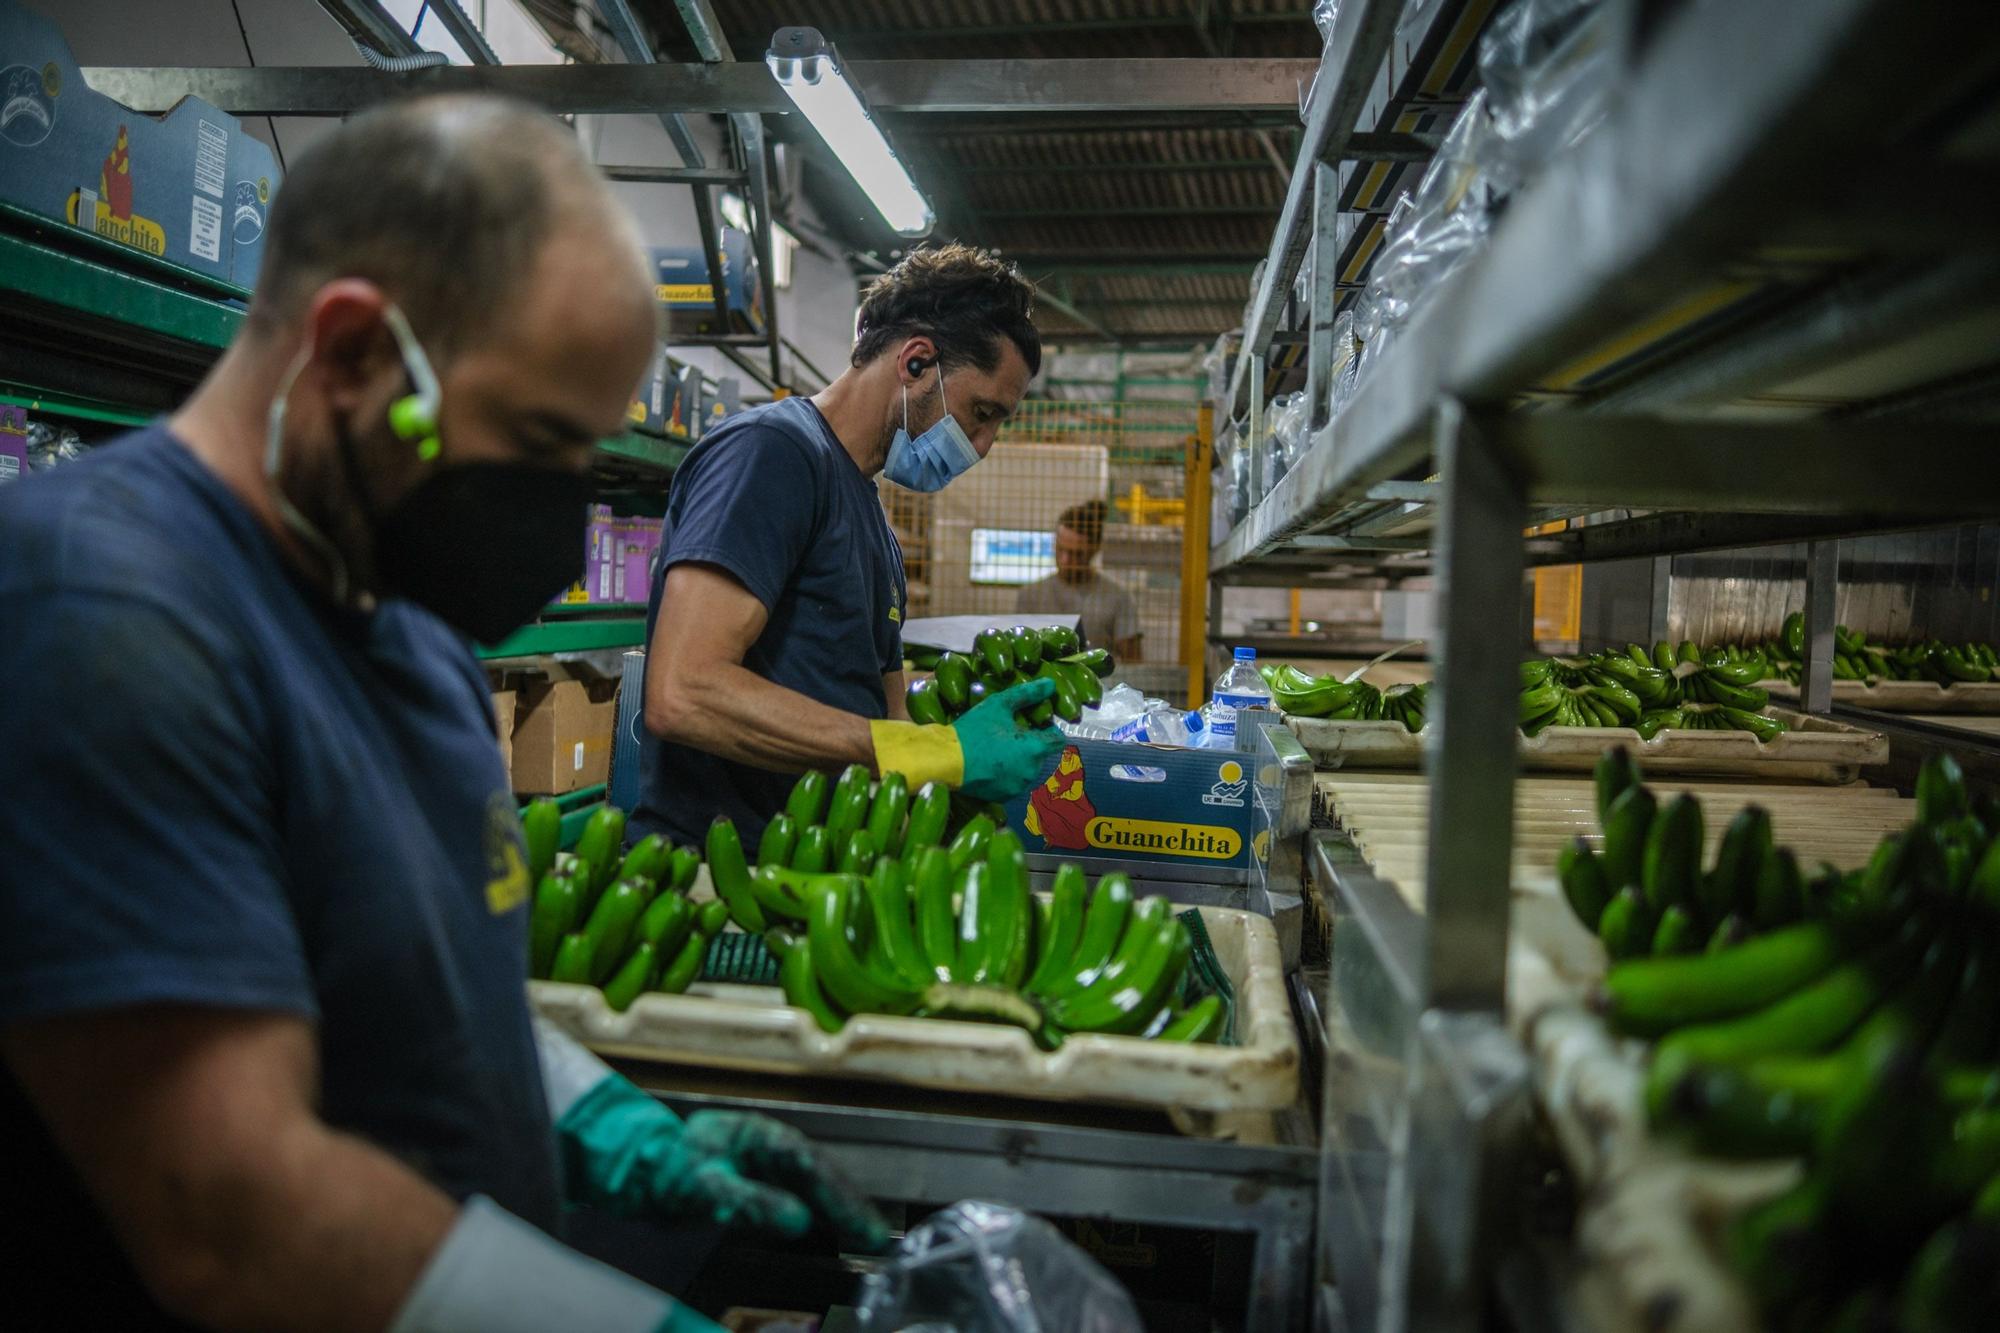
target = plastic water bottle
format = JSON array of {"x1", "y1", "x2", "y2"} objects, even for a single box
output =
[
  {"x1": 1179, "y1": 709, "x2": 1216, "y2": 749},
  {"x1": 1207, "y1": 647, "x2": 1272, "y2": 745}
]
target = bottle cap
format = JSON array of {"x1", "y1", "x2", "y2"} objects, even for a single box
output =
[
  {"x1": 1234, "y1": 646, "x2": 1256, "y2": 660},
  {"x1": 1184, "y1": 710, "x2": 1205, "y2": 731}
]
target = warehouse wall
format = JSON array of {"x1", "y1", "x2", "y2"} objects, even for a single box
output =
[
  {"x1": 38, "y1": 0, "x2": 861, "y2": 391},
  {"x1": 1579, "y1": 526, "x2": 2000, "y2": 649}
]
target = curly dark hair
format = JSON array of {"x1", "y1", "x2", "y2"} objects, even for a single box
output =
[
  {"x1": 851, "y1": 243, "x2": 1041, "y2": 376},
  {"x1": 1058, "y1": 498, "x2": 1109, "y2": 546}
]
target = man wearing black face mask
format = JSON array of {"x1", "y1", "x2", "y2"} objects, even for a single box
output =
[{"x1": 0, "y1": 96, "x2": 883, "y2": 1333}]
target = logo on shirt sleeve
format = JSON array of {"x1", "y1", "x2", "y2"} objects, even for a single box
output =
[{"x1": 482, "y1": 791, "x2": 531, "y2": 915}]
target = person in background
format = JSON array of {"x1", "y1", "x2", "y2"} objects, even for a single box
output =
[
  {"x1": 0, "y1": 95, "x2": 880, "y2": 1333},
  {"x1": 1015, "y1": 498, "x2": 1142, "y2": 660},
  {"x1": 636, "y1": 244, "x2": 1063, "y2": 851}
]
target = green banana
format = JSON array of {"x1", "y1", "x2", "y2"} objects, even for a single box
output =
[
  {"x1": 912, "y1": 846, "x2": 958, "y2": 983},
  {"x1": 1601, "y1": 783, "x2": 1657, "y2": 892},
  {"x1": 574, "y1": 805, "x2": 627, "y2": 898},
  {"x1": 1026, "y1": 864, "x2": 1090, "y2": 994},
  {"x1": 808, "y1": 877, "x2": 922, "y2": 1014},
  {"x1": 1557, "y1": 836, "x2": 1611, "y2": 931},
  {"x1": 705, "y1": 816, "x2": 765, "y2": 933},
  {"x1": 933, "y1": 653, "x2": 976, "y2": 712},
  {"x1": 615, "y1": 834, "x2": 674, "y2": 891},
  {"x1": 521, "y1": 798, "x2": 561, "y2": 884},
  {"x1": 1157, "y1": 994, "x2": 1226, "y2": 1043},
  {"x1": 1594, "y1": 748, "x2": 1643, "y2": 821},
  {"x1": 980, "y1": 830, "x2": 1033, "y2": 989},
  {"x1": 756, "y1": 813, "x2": 798, "y2": 869},
  {"x1": 1651, "y1": 904, "x2": 1700, "y2": 956},
  {"x1": 1597, "y1": 886, "x2": 1654, "y2": 961},
  {"x1": 1053, "y1": 911, "x2": 1190, "y2": 1036},
  {"x1": 603, "y1": 941, "x2": 660, "y2": 1012},
  {"x1": 901, "y1": 781, "x2": 951, "y2": 856},
  {"x1": 861, "y1": 859, "x2": 933, "y2": 989},
  {"x1": 1594, "y1": 918, "x2": 1855, "y2": 1037},
  {"x1": 549, "y1": 932, "x2": 595, "y2": 985},
  {"x1": 786, "y1": 769, "x2": 830, "y2": 826},
  {"x1": 837, "y1": 828, "x2": 876, "y2": 876},
  {"x1": 789, "y1": 823, "x2": 832, "y2": 873},
  {"x1": 582, "y1": 878, "x2": 649, "y2": 984},
  {"x1": 946, "y1": 815, "x2": 996, "y2": 873},
  {"x1": 825, "y1": 764, "x2": 873, "y2": 842},
  {"x1": 1049, "y1": 872, "x2": 1135, "y2": 997},
  {"x1": 864, "y1": 772, "x2": 910, "y2": 857},
  {"x1": 635, "y1": 889, "x2": 695, "y2": 956},
  {"x1": 778, "y1": 936, "x2": 846, "y2": 1033},
  {"x1": 529, "y1": 871, "x2": 585, "y2": 979},
  {"x1": 954, "y1": 862, "x2": 998, "y2": 985}
]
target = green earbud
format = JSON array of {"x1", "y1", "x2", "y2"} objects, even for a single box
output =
[{"x1": 389, "y1": 393, "x2": 441, "y2": 461}]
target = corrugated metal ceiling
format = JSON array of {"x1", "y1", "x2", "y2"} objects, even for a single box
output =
[{"x1": 631, "y1": 0, "x2": 1324, "y2": 345}]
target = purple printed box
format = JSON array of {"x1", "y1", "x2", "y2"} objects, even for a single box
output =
[{"x1": 0, "y1": 405, "x2": 28, "y2": 484}]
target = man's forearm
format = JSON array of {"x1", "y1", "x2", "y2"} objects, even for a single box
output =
[
  {"x1": 161, "y1": 1117, "x2": 456, "y2": 1332},
  {"x1": 647, "y1": 661, "x2": 880, "y2": 774}
]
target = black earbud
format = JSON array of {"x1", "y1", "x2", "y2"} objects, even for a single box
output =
[{"x1": 906, "y1": 356, "x2": 930, "y2": 377}]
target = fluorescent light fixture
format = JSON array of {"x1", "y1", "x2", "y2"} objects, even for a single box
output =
[{"x1": 766, "y1": 27, "x2": 933, "y2": 237}]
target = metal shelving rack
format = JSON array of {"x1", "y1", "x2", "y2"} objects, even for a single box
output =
[{"x1": 1212, "y1": 2, "x2": 2000, "y2": 1330}]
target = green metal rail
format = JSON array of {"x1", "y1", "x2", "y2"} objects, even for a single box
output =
[
  {"x1": 476, "y1": 615, "x2": 648, "y2": 660},
  {"x1": 0, "y1": 228, "x2": 244, "y2": 350}
]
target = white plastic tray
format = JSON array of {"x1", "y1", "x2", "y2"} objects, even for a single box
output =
[
  {"x1": 1764, "y1": 678, "x2": 2000, "y2": 714},
  {"x1": 1287, "y1": 706, "x2": 1887, "y2": 784},
  {"x1": 531, "y1": 903, "x2": 1299, "y2": 1114}
]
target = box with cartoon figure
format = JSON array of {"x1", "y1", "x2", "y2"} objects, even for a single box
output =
[
  {"x1": 1006, "y1": 738, "x2": 1260, "y2": 881},
  {"x1": 1004, "y1": 718, "x2": 1314, "y2": 965},
  {"x1": 1, "y1": 0, "x2": 279, "y2": 289}
]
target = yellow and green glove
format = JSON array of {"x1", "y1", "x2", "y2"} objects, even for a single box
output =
[{"x1": 870, "y1": 678, "x2": 1066, "y2": 802}]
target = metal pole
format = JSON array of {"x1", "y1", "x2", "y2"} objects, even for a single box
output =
[
  {"x1": 1649, "y1": 555, "x2": 1673, "y2": 643},
  {"x1": 1183, "y1": 404, "x2": 1216, "y2": 708},
  {"x1": 1802, "y1": 540, "x2": 1839, "y2": 714},
  {"x1": 1303, "y1": 162, "x2": 1340, "y2": 433},
  {"x1": 1423, "y1": 400, "x2": 1526, "y2": 1012}
]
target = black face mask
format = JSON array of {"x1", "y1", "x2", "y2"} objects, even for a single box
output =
[{"x1": 335, "y1": 421, "x2": 591, "y2": 644}]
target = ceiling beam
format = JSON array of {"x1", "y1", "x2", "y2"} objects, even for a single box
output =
[
  {"x1": 82, "y1": 58, "x2": 1318, "y2": 117},
  {"x1": 750, "y1": 13, "x2": 1320, "y2": 45},
  {"x1": 973, "y1": 203, "x2": 1279, "y2": 219}
]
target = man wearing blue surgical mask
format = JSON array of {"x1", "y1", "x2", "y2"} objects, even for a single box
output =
[{"x1": 636, "y1": 245, "x2": 1060, "y2": 851}]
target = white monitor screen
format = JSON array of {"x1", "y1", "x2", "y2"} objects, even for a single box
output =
[{"x1": 969, "y1": 527, "x2": 1055, "y2": 585}]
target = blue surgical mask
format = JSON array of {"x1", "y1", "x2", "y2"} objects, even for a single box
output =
[{"x1": 882, "y1": 366, "x2": 980, "y2": 492}]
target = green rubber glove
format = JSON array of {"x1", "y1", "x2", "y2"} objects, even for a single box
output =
[
  {"x1": 555, "y1": 1076, "x2": 890, "y2": 1253},
  {"x1": 950, "y1": 677, "x2": 1066, "y2": 801}
]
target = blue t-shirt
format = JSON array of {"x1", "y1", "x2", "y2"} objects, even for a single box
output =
[
  {"x1": 633, "y1": 397, "x2": 905, "y2": 847},
  {"x1": 0, "y1": 428, "x2": 557, "y2": 1323}
]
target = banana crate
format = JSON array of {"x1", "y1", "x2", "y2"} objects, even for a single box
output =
[
  {"x1": 529, "y1": 897, "x2": 1299, "y2": 1120},
  {"x1": 1288, "y1": 706, "x2": 1888, "y2": 785}
]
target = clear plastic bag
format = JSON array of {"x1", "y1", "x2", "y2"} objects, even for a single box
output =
[
  {"x1": 1272, "y1": 390, "x2": 1309, "y2": 470},
  {"x1": 1477, "y1": 0, "x2": 1616, "y2": 195},
  {"x1": 1375, "y1": 93, "x2": 1498, "y2": 327},
  {"x1": 1312, "y1": 0, "x2": 1341, "y2": 44},
  {"x1": 1217, "y1": 422, "x2": 1251, "y2": 526},
  {"x1": 1327, "y1": 309, "x2": 1360, "y2": 419},
  {"x1": 855, "y1": 1201, "x2": 1142, "y2": 1333}
]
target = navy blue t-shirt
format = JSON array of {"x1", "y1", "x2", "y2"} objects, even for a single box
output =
[
  {"x1": 0, "y1": 428, "x2": 558, "y2": 1324},
  {"x1": 633, "y1": 397, "x2": 904, "y2": 847}
]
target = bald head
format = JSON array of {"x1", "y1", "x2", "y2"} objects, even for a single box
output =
[{"x1": 246, "y1": 95, "x2": 650, "y2": 355}]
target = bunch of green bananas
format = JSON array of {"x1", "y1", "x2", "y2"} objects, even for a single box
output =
[
  {"x1": 1570, "y1": 755, "x2": 2000, "y2": 1332},
  {"x1": 1760, "y1": 613, "x2": 1999, "y2": 687},
  {"x1": 526, "y1": 802, "x2": 732, "y2": 1009},
  {"x1": 1522, "y1": 656, "x2": 1649, "y2": 732},
  {"x1": 1559, "y1": 748, "x2": 1838, "y2": 966},
  {"x1": 1260, "y1": 663, "x2": 1428, "y2": 734},
  {"x1": 906, "y1": 626, "x2": 1113, "y2": 728},
  {"x1": 721, "y1": 771, "x2": 1220, "y2": 1048}
]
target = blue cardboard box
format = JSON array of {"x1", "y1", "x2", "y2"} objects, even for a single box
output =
[
  {"x1": 650, "y1": 229, "x2": 763, "y2": 337},
  {"x1": 1006, "y1": 737, "x2": 1256, "y2": 880},
  {"x1": 1, "y1": 1, "x2": 280, "y2": 290}
]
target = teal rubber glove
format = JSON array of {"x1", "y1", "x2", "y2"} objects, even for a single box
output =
[
  {"x1": 951, "y1": 677, "x2": 1066, "y2": 801},
  {"x1": 556, "y1": 1075, "x2": 890, "y2": 1253}
]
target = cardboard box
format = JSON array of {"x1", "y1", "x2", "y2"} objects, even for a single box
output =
[
  {"x1": 491, "y1": 688, "x2": 517, "y2": 775},
  {"x1": 1005, "y1": 736, "x2": 1254, "y2": 876},
  {"x1": 511, "y1": 675, "x2": 620, "y2": 795},
  {"x1": 1, "y1": 3, "x2": 281, "y2": 289},
  {"x1": 651, "y1": 230, "x2": 764, "y2": 338}
]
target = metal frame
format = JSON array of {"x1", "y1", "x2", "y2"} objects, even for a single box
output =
[
  {"x1": 1206, "y1": 1, "x2": 2000, "y2": 1329},
  {"x1": 630, "y1": 1081, "x2": 1318, "y2": 1332},
  {"x1": 80, "y1": 59, "x2": 1315, "y2": 117}
]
